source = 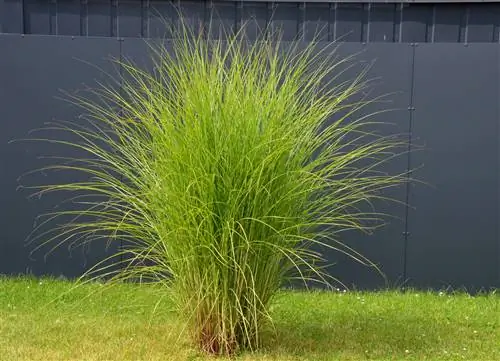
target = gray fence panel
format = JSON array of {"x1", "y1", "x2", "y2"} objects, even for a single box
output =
[
  {"x1": 0, "y1": 35, "x2": 121, "y2": 277},
  {"x1": 408, "y1": 43, "x2": 499, "y2": 291},
  {"x1": 1, "y1": 34, "x2": 499, "y2": 290},
  {"x1": 317, "y1": 43, "x2": 413, "y2": 289}
]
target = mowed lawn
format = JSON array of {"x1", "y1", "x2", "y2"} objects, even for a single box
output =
[{"x1": 0, "y1": 277, "x2": 498, "y2": 361}]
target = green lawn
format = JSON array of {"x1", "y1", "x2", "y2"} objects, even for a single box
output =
[{"x1": 0, "y1": 277, "x2": 498, "y2": 361}]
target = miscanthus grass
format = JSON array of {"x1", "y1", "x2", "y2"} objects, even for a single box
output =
[{"x1": 24, "y1": 25, "x2": 406, "y2": 355}]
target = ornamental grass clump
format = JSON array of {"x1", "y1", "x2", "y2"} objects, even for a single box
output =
[{"x1": 27, "y1": 25, "x2": 405, "y2": 356}]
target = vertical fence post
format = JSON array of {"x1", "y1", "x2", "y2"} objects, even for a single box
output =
[
  {"x1": 0, "y1": 0, "x2": 4, "y2": 33},
  {"x1": 402, "y1": 42, "x2": 417, "y2": 289}
]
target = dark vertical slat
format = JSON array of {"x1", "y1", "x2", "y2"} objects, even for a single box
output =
[
  {"x1": 87, "y1": 0, "x2": 111, "y2": 37},
  {"x1": 467, "y1": 4, "x2": 499, "y2": 43},
  {"x1": 460, "y1": 5, "x2": 468, "y2": 43},
  {"x1": 111, "y1": 0, "x2": 117, "y2": 37},
  {"x1": 141, "y1": 0, "x2": 147, "y2": 37},
  {"x1": 362, "y1": 3, "x2": 369, "y2": 42},
  {"x1": 49, "y1": 0, "x2": 56, "y2": 34},
  {"x1": 0, "y1": 0, "x2": 4, "y2": 32},
  {"x1": 304, "y1": 2, "x2": 329, "y2": 42},
  {"x1": 297, "y1": 1, "x2": 305, "y2": 40},
  {"x1": 81, "y1": 0, "x2": 88, "y2": 36},
  {"x1": 149, "y1": 0, "x2": 176, "y2": 39},
  {"x1": 331, "y1": 2, "x2": 337, "y2": 41},
  {"x1": 24, "y1": 0, "x2": 50, "y2": 35},
  {"x1": 235, "y1": 0, "x2": 242, "y2": 34},
  {"x1": 495, "y1": 12, "x2": 500, "y2": 43},
  {"x1": 178, "y1": 0, "x2": 205, "y2": 37},
  {"x1": 117, "y1": 0, "x2": 142, "y2": 38},
  {"x1": 428, "y1": 4, "x2": 436, "y2": 42},
  {"x1": 401, "y1": 4, "x2": 432, "y2": 43},
  {"x1": 209, "y1": 1, "x2": 236, "y2": 39},
  {"x1": 336, "y1": 3, "x2": 364, "y2": 42},
  {"x1": 271, "y1": 2, "x2": 299, "y2": 41},
  {"x1": 57, "y1": 0, "x2": 80, "y2": 36},
  {"x1": 394, "y1": 3, "x2": 403, "y2": 43},
  {"x1": 433, "y1": 4, "x2": 466, "y2": 43},
  {"x1": 3, "y1": 0, "x2": 24, "y2": 33},
  {"x1": 369, "y1": 3, "x2": 396, "y2": 42},
  {"x1": 241, "y1": 1, "x2": 267, "y2": 40}
]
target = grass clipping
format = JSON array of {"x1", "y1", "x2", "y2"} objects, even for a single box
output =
[{"x1": 27, "y1": 26, "x2": 407, "y2": 356}]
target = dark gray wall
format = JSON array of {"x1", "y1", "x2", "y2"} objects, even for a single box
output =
[{"x1": 1, "y1": 1, "x2": 499, "y2": 292}]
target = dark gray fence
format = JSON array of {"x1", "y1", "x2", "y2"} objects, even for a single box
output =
[{"x1": 1, "y1": 1, "x2": 499, "y2": 292}]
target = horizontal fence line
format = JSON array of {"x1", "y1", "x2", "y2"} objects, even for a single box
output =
[{"x1": 1, "y1": 1, "x2": 500, "y2": 43}]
